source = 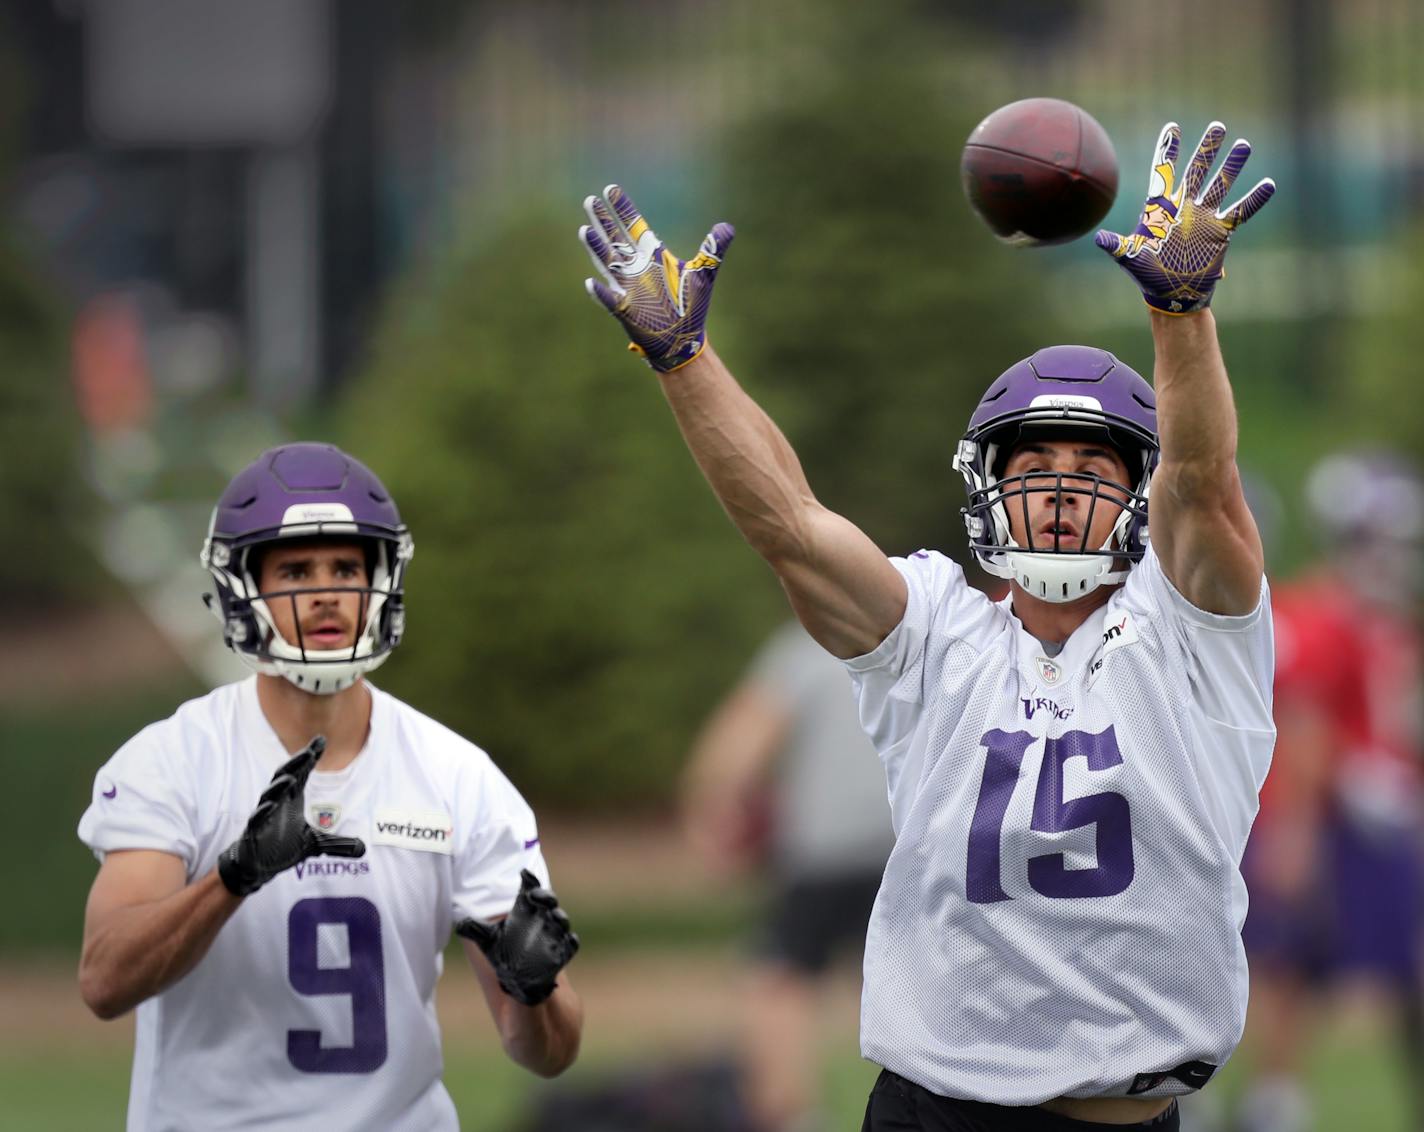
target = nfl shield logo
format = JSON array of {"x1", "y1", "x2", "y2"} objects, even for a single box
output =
[
  {"x1": 1035, "y1": 656, "x2": 1061, "y2": 685},
  {"x1": 311, "y1": 803, "x2": 341, "y2": 830}
]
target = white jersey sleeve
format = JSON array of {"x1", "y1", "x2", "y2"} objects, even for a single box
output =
[
  {"x1": 451, "y1": 756, "x2": 548, "y2": 923},
  {"x1": 1119, "y1": 543, "x2": 1275, "y2": 854},
  {"x1": 845, "y1": 550, "x2": 1003, "y2": 820},
  {"x1": 78, "y1": 712, "x2": 216, "y2": 873}
]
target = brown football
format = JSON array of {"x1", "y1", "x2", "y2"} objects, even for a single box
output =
[{"x1": 961, "y1": 98, "x2": 1118, "y2": 247}]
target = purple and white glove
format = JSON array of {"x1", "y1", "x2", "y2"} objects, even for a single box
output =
[
  {"x1": 1095, "y1": 121, "x2": 1276, "y2": 314},
  {"x1": 580, "y1": 184, "x2": 734, "y2": 373}
]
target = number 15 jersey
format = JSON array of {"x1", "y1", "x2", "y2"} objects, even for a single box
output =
[
  {"x1": 77, "y1": 678, "x2": 549, "y2": 1132},
  {"x1": 845, "y1": 544, "x2": 1275, "y2": 1104}
]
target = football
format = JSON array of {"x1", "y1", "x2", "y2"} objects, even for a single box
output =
[{"x1": 961, "y1": 98, "x2": 1118, "y2": 246}]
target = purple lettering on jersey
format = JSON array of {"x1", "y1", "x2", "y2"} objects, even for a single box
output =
[
  {"x1": 1028, "y1": 727, "x2": 1134, "y2": 899},
  {"x1": 966, "y1": 730, "x2": 1035, "y2": 903},
  {"x1": 1022, "y1": 697, "x2": 1073, "y2": 721},
  {"x1": 293, "y1": 859, "x2": 372, "y2": 881},
  {"x1": 287, "y1": 896, "x2": 388, "y2": 1073}
]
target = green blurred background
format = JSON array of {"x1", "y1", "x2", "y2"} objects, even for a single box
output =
[{"x1": 2, "y1": 0, "x2": 1421, "y2": 1128}]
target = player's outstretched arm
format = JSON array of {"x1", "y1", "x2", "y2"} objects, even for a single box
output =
[
  {"x1": 1095, "y1": 122, "x2": 1273, "y2": 614},
  {"x1": 580, "y1": 185, "x2": 906, "y2": 658},
  {"x1": 457, "y1": 870, "x2": 583, "y2": 1076},
  {"x1": 79, "y1": 735, "x2": 364, "y2": 1019}
]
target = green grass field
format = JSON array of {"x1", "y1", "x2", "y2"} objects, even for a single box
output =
[
  {"x1": 0, "y1": 1037, "x2": 875, "y2": 1131},
  {"x1": 0, "y1": 1026, "x2": 1408, "y2": 1131}
]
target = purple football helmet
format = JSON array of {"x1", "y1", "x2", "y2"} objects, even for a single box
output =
[
  {"x1": 953, "y1": 345, "x2": 1159, "y2": 601},
  {"x1": 200, "y1": 443, "x2": 415, "y2": 694}
]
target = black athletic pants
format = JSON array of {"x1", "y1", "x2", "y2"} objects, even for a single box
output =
[{"x1": 862, "y1": 1070, "x2": 1181, "y2": 1132}]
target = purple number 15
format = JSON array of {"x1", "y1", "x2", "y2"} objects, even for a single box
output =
[{"x1": 966, "y1": 726, "x2": 1134, "y2": 903}]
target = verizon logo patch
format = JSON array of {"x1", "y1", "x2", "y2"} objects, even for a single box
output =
[
  {"x1": 372, "y1": 809, "x2": 454, "y2": 855},
  {"x1": 1087, "y1": 610, "x2": 1140, "y2": 689}
]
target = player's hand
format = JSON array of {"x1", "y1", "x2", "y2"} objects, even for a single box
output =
[
  {"x1": 580, "y1": 184, "x2": 734, "y2": 373},
  {"x1": 456, "y1": 868, "x2": 580, "y2": 1006},
  {"x1": 1095, "y1": 121, "x2": 1275, "y2": 314},
  {"x1": 217, "y1": 736, "x2": 366, "y2": 897}
]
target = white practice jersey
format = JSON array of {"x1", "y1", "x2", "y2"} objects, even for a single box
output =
[
  {"x1": 846, "y1": 544, "x2": 1275, "y2": 1104},
  {"x1": 77, "y1": 677, "x2": 548, "y2": 1132}
]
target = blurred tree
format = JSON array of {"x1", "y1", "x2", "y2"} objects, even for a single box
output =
[
  {"x1": 1336, "y1": 220, "x2": 1424, "y2": 460},
  {"x1": 0, "y1": 250, "x2": 92, "y2": 609},
  {"x1": 340, "y1": 0, "x2": 1073, "y2": 808},
  {"x1": 339, "y1": 208, "x2": 784, "y2": 807},
  {"x1": 0, "y1": 13, "x2": 97, "y2": 610}
]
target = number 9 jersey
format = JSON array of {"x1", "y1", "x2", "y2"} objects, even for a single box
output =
[
  {"x1": 77, "y1": 678, "x2": 550, "y2": 1132},
  {"x1": 845, "y1": 542, "x2": 1275, "y2": 1104}
]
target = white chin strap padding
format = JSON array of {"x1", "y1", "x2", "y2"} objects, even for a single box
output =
[
  {"x1": 269, "y1": 649, "x2": 392, "y2": 696},
  {"x1": 1003, "y1": 550, "x2": 1124, "y2": 603}
]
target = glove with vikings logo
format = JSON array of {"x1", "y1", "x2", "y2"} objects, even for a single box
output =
[
  {"x1": 1095, "y1": 121, "x2": 1276, "y2": 314},
  {"x1": 580, "y1": 184, "x2": 734, "y2": 373},
  {"x1": 456, "y1": 869, "x2": 580, "y2": 1006},
  {"x1": 217, "y1": 736, "x2": 366, "y2": 897}
]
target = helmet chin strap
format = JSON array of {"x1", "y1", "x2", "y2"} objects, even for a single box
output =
[
  {"x1": 263, "y1": 648, "x2": 393, "y2": 695},
  {"x1": 994, "y1": 549, "x2": 1128, "y2": 603}
]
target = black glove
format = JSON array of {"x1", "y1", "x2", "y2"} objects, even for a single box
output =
[
  {"x1": 456, "y1": 868, "x2": 580, "y2": 1005},
  {"x1": 217, "y1": 736, "x2": 366, "y2": 897}
]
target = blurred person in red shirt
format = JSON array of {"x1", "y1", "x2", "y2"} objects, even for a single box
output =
[{"x1": 1236, "y1": 451, "x2": 1423, "y2": 1132}]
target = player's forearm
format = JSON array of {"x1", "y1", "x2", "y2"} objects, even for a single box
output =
[
  {"x1": 658, "y1": 344, "x2": 821, "y2": 567},
  {"x1": 1148, "y1": 309, "x2": 1240, "y2": 497},
  {"x1": 79, "y1": 870, "x2": 241, "y2": 1019},
  {"x1": 496, "y1": 981, "x2": 583, "y2": 1077}
]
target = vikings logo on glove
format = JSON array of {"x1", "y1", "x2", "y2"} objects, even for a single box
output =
[
  {"x1": 1096, "y1": 121, "x2": 1276, "y2": 314},
  {"x1": 581, "y1": 184, "x2": 735, "y2": 373}
]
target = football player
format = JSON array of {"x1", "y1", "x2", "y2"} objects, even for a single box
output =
[
  {"x1": 1237, "y1": 452, "x2": 1424, "y2": 1132},
  {"x1": 581, "y1": 119, "x2": 1276, "y2": 1129},
  {"x1": 76, "y1": 443, "x2": 583, "y2": 1131}
]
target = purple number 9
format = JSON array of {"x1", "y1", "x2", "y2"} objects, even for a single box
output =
[
  {"x1": 966, "y1": 726, "x2": 1133, "y2": 903},
  {"x1": 287, "y1": 896, "x2": 388, "y2": 1073}
]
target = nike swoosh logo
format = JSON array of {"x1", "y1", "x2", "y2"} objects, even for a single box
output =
[
  {"x1": 102, "y1": 786, "x2": 118, "y2": 799},
  {"x1": 524, "y1": 837, "x2": 540, "y2": 849}
]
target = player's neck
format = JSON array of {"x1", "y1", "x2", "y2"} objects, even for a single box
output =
[
  {"x1": 255, "y1": 675, "x2": 372, "y2": 773},
  {"x1": 1010, "y1": 582, "x2": 1118, "y2": 649}
]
